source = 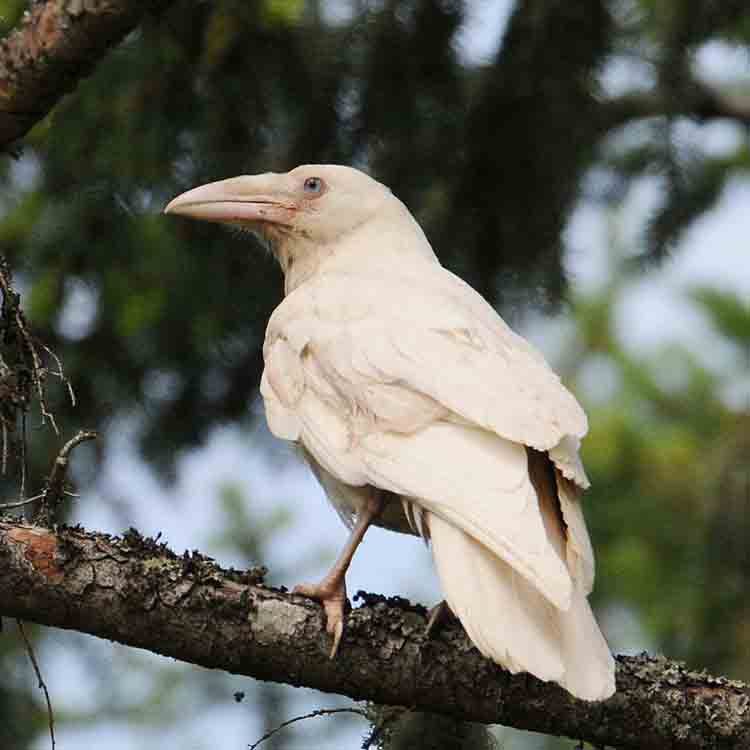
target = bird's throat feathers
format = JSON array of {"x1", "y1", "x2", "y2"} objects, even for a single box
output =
[{"x1": 273, "y1": 198, "x2": 439, "y2": 295}]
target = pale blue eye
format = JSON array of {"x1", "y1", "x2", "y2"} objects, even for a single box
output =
[{"x1": 304, "y1": 176, "x2": 323, "y2": 193}]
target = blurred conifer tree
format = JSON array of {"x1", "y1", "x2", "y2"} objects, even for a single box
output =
[{"x1": 0, "y1": 0, "x2": 748, "y2": 747}]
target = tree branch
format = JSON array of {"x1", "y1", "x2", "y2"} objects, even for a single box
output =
[
  {"x1": 0, "y1": 520, "x2": 747, "y2": 749},
  {"x1": 0, "y1": 0, "x2": 174, "y2": 150}
]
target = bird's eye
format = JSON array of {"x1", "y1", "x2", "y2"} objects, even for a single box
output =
[{"x1": 303, "y1": 176, "x2": 323, "y2": 194}]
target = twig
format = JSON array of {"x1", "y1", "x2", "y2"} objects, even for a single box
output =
[
  {"x1": 0, "y1": 263, "x2": 68, "y2": 435},
  {"x1": 0, "y1": 430, "x2": 97, "y2": 516},
  {"x1": 0, "y1": 492, "x2": 44, "y2": 510},
  {"x1": 1, "y1": 420, "x2": 7, "y2": 476},
  {"x1": 17, "y1": 620, "x2": 56, "y2": 750},
  {"x1": 9, "y1": 299, "x2": 54, "y2": 434},
  {"x1": 248, "y1": 707, "x2": 367, "y2": 750},
  {"x1": 20, "y1": 411, "x2": 27, "y2": 500},
  {"x1": 0, "y1": 259, "x2": 92, "y2": 519},
  {"x1": 37, "y1": 430, "x2": 98, "y2": 522},
  {"x1": 47, "y1": 430, "x2": 98, "y2": 490},
  {"x1": 41, "y1": 344, "x2": 76, "y2": 408}
]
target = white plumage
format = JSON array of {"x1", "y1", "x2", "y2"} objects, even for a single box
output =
[{"x1": 165, "y1": 164, "x2": 616, "y2": 701}]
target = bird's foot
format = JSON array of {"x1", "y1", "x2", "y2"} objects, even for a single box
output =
[
  {"x1": 293, "y1": 578, "x2": 348, "y2": 658},
  {"x1": 425, "y1": 600, "x2": 452, "y2": 638}
]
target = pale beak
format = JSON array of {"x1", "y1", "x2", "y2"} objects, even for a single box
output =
[{"x1": 164, "y1": 175, "x2": 296, "y2": 227}]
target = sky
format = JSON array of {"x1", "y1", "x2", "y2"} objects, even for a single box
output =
[{"x1": 23, "y1": 2, "x2": 750, "y2": 749}]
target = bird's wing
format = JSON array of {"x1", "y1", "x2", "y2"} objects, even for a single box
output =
[
  {"x1": 268, "y1": 267, "x2": 589, "y2": 485},
  {"x1": 359, "y1": 422, "x2": 574, "y2": 609},
  {"x1": 264, "y1": 342, "x2": 574, "y2": 608},
  {"x1": 262, "y1": 268, "x2": 594, "y2": 609}
]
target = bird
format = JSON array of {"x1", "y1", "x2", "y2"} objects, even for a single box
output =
[{"x1": 165, "y1": 164, "x2": 616, "y2": 701}]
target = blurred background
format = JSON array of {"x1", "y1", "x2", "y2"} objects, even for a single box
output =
[{"x1": 0, "y1": 0, "x2": 748, "y2": 747}]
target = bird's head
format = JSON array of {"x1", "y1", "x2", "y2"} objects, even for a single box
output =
[{"x1": 165, "y1": 164, "x2": 393, "y2": 260}]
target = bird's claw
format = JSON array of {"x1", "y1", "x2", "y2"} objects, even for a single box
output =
[
  {"x1": 293, "y1": 579, "x2": 348, "y2": 658},
  {"x1": 324, "y1": 603, "x2": 345, "y2": 659}
]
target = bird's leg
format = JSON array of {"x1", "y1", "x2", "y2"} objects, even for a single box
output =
[{"x1": 293, "y1": 493, "x2": 383, "y2": 658}]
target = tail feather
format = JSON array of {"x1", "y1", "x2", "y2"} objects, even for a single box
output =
[
  {"x1": 557, "y1": 586, "x2": 616, "y2": 700},
  {"x1": 429, "y1": 513, "x2": 564, "y2": 681},
  {"x1": 428, "y1": 512, "x2": 615, "y2": 701}
]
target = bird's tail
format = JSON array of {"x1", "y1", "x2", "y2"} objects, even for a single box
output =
[{"x1": 428, "y1": 512, "x2": 615, "y2": 701}]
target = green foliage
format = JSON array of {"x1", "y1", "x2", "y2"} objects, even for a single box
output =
[
  {"x1": 0, "y1": 0, "x2": 23, "y2": 34},
  {"x1": 647, "y1": 151, "x2": 748, "y2": 260},
  {"x1": 690, "y1": 285, "x2": 750, "y2": 347}
]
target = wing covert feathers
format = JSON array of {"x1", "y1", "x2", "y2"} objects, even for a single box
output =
[
  {"x1": 265, "y1": 268, "x2": 589, "y2": 461},
  {"x1": 361, "y1": 424, "x2": 574, "y2": 610}
]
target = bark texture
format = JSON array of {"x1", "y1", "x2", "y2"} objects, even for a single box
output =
[
  {"x1": 0, "y1": 0, "x2": 173, "y2": 148},
  {"x1": 0, "y1": 519, "x2": 748, "y2": 749}
]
